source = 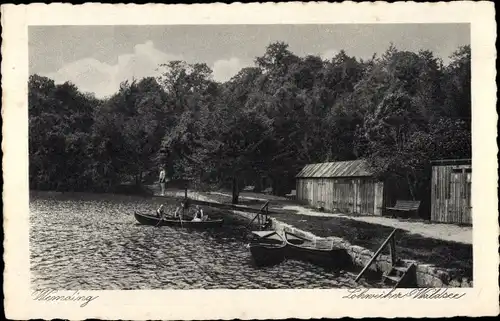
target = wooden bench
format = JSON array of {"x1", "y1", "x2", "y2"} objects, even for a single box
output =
[
  {"x1": 285, "y1": 190, "x2": 296, "y2": 200},
  {"x1": 386, "y1": 200, "x2": 421, "y2": 217}
]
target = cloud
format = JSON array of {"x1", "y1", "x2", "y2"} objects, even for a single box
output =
[
  {"x1": 45, "y1": 58, "x2": 117, "y2": 98},
  {"x1": 44, "y1": 40, "x2": 249, "y2": 98},
  {"x1": 45, "y1": 41, "x2": 182, "y2": 98},
  {"x1": 114, "y1": 41, "x2": 181, "y2": 85},
  {"x1": 211, "y1": 57, "x2": 249, "y2": 82},
  {"x1": 320, "y1": 49, "x2": 339, "y2": 61}
]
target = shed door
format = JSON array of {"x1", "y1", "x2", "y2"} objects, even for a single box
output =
[
  {"x1": 359, "y1": 179, "x2": 375, "y2": 215},
  {"x1": 335, "y1": 179, "x2": 355, "y2": 213},
  {"x1": 308, "y1": 180, "x2": 314, "y2": 203},
  {"x1": 451, "y1": 168, "x2": 472, "y2": 224},
  {"x1": 318, "y1": 179, "x2": 327, "y2": 209}
]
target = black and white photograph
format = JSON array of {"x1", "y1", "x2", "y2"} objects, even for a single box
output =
[{"x1": 2, "y1": 2, "x2": 498, "y2": 320}]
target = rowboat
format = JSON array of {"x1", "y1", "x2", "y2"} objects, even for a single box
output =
[
  {"x1": 134, "y1": 211, "x2": 224, "y2": 228},
  {"x1": 283, "y1": 231, "x2": 351, "y2": 269},
  {"x1": 248, "y1": 231, "x2": 286, "y2": 267}
]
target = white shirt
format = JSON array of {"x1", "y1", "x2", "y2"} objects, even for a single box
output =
[{"x1": 159, "y1": 170, "x2": 166, "y2": 182}]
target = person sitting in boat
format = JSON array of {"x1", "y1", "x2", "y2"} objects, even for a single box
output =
[
  {"x1": 174, "y1": 200, "x2": 190, "y2": 218},
  {"x1": 191, "y1": 205, "x2": 204, "y2": 222},
  {"x1": 173, "y1": 202, "x2": 184, "y2": 219},
  {"x1": 156, "y1": 204, "x2": 165, "y2": 218}
]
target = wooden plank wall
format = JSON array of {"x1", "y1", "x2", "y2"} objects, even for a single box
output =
[
  {"x1": 359, "y1": 179, "x2": 375, "y2": 214},
  {"x1": 296, "y1": 178, "x2": 383, "y2": 215},
  {"x1": 431, "y1": 164, "x2": 472, "y2": 224}
]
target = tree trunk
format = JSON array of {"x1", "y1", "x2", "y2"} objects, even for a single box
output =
[
  {"x1": 406, "y1": 173, "x2": 416, "y2": 200},
  {"x1": 135, "y1": 171, "x2": 142, "y2": 187},
  {"x1": 269, "y1": 175, "x2": 276, "y2": 196},
  {"x1": 232, "y1": 176, "x2": 239, "y2": 204},
  {"x1": 255, "y1": 176, "x2": 263, "y2": 193}
]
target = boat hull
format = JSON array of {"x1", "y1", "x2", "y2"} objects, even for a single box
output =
[
  {"x1": 248, "y1": 231, "x2": 286, "y2": 267},
  {"x1": 134, "y1": 212, "x2": 224, "y2": 228},
  {"x1": 284, "y1": 232, "x2": 351, "y2": 269},
  {"x1": 285, "y1": 244, "x2": 346, "y2": 267},
  {"x1": 249, "y1": 243, "x2": 286, "y2": 267}
]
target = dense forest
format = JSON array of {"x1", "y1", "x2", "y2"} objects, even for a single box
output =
[{"x1": 29, "y1": 42, "x2": 471, "y2": 204}]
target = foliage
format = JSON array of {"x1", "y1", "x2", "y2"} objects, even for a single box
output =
[{"x1": 29, "y1": 43, "x2": 471, "y2": 206}]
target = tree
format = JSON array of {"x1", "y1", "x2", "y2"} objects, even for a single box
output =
[
  {"x1": 28, "y1": 41, "x2": 471, "y2": 205},
  {"x1": 442, "y1": 45, "x2": 471, "y2": 122},
  {"x1": 28, "y1": 75, "x2": 98, "y2": 191},
  {"x1": 356, "y1": 45, "x2": 470, "y2": 203},
  {"x1": 158, "y1": 61, "x2": 219, "y2": 182},
  {"x1": 92, "y1": 78, "x2": 168, "y2": 189}
]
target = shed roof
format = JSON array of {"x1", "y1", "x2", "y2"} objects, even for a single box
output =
[
  {"x1": 430, "y1": 159, "x2": 471, "y2": 166},
  {"x1": 296, "y1": 159, "x2": 373, "y2": 178}
]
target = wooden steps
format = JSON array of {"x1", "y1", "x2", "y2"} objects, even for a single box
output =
[
  {"x1": 382, "y1": 260, "x2": 417, "y2": 288},
  {"x1": 354, "y1": 228, "x2": 418, "y2": 289}
]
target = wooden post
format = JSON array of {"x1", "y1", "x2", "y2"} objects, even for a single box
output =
[
  {"x1": 258, "y1": 201, "x2": 270, "y2": 230},
  {"x1": 389, "y1": 235, "x2": 396, "y2": 266},
  {"x1": 259, "y1": 201, "x2": 270, "y2": 212},
  {"x1": 355, "y1": 228, "x2": 397, "y2": 282},
  {"x1": 245, "y1": 213, "x2": 261, "y2": 229}
]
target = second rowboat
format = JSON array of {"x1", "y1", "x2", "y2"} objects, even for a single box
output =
[{"x1": 284, "y1": 231, "x2": 352, "y2": 269}]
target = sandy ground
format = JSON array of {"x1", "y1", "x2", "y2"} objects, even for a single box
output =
[
  {"x1": 209, "y1": 192, "x2": 473, "y2": 245},
  {"x1": 209, "y1": 191, "x2": 265, "y2": 201}
]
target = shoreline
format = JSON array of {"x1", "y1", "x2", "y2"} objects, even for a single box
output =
[
  {"x1": 30, "y1": 189, "x2": 473, "y2": 288},
  {"x1": 187, "y1": 191, "x2": 473, "y2": 288}
]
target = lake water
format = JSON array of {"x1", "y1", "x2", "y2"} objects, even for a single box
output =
[{"x1": 30, "y1": 192, "x2": 380, "y2": 289}]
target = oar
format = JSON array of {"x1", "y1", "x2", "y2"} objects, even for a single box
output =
[
  {"x1": 154, "y1": 213, "x2": 164, "y2": 228},
  {"x1": 154, "y1": 205, "x2": 169, "y2": 228},
  {"x1": 179, "y1": 207, "x2": 184, "y2": 228}
]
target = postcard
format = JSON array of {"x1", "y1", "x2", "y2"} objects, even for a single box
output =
[{"x1": 2, "y1": 2, "x2": 498, "y2": 319}]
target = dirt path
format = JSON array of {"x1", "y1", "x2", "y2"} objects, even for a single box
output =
[
  {"x1": 208, "y1": 191, "x2": 472, "y2": 245},
  {"x1": 280, "y1": 205, "x2": 472, "y2": 245},
  {"x1": 209, "y1": 191, "x2": 266, "y2": 201}
]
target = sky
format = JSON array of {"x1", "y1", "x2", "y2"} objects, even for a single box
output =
[{"x1": 29, "y1": 24, "x2": 470, "y2": 99}]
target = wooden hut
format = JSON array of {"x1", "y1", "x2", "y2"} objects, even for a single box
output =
[
  {"x1": 296, "y1": 160, "x2": 384, "y2": 215},
  {"x1": 431, "y1": 159, "x2": 472, "y2": 225}
]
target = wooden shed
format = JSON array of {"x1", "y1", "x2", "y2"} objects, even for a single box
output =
[
  {"x1": 431, "y1": 159, "x2": 472, "y2": 225},
  {"x1": 296, "y1": 160, "x2": 384, "y2": 215}
]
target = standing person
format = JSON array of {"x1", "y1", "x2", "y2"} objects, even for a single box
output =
[{"x1": 158, "y1": 166, "x2": 167, "y2": 196}]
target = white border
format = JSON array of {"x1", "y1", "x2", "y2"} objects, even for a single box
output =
[{"x1": 2, "y1": 2, "x2": 498, "y2": 319}]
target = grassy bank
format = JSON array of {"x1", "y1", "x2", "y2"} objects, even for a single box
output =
[{"x1": 272, "y1": 213, "x2": 472, "y2": 276}]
